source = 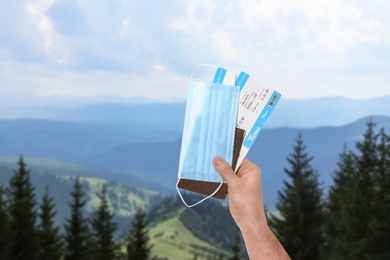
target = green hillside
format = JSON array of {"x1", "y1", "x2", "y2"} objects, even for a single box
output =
[
  {"x1": 0, "y1": 156, "x2": 162, "y2": 234},
  {"x1": 150, "y1": 207, "x2": 227, "y2": 259},
  {"x1": 146, "y1": 195, "x2": 247, "y2": 259}
]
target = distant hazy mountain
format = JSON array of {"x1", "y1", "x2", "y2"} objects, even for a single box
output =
[
  {"x1": 1, "y1": 95, "x2": 389, "y2": 207},
  {"x1": 0, "y1": 119, "x2": 181, "y2": 161},
  {"x1": 82, "y1": 115, "x2": 390, "y2": 207},
  {"x1": 268, "y1": 96, "x2": 390, "y2": 128},
  {"x1": 0, "y1": 95, "x2": 389, "y2": 129},
  {"x1": 1, "y1": 115, "x2": 390, "y2": 207}
]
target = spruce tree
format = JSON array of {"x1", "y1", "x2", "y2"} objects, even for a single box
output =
[
  {"x1": 63, "y1": 176, "x2": 91, "y2": 260},
  {"x1": 7, "y1": 157, "x2": 39, "y2": 260},
  {"x1": 370, "y1": 127, "x2": 390, "y2": 258},
  {"x1": 323, "y1": 119, "x2": 390, "y2": 259},
  {"x1": 0, "y1": 185, "x2": 10, "y2": 260},
  {"x1": 349, "y1": 119, "x2": 379, "y2": 258},
  {"x1": 38, "y1": 185, "x2": 63, "y2": 260},
  {"x1": 126, "y1": 208, "x2": 152, "y2": 260},
  {"x1": 90, "y1": 184, "x2": 118, "y2": 260},
  {"x1": 269, "y1": 133, "x2": 324, "y2": 260},
  {"x1": 322, "y1": 145, "x2": 358, "y2": 259}
]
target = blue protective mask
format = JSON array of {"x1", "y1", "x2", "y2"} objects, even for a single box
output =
[{"x1": 177, "y1": 78, "x2": 239, "y2": 207}]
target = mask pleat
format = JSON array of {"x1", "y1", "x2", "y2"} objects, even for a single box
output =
[
  {"x1": 208, "y1": 84, "x2": 224, "y2": 182},
  {"x1": 203, "y1": 84, "x2": 218, "y2": 179},
  {"x1": 195, "y1": 84, "x2": 213, "y2": 180}
]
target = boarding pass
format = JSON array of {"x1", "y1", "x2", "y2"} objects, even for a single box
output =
[{"x1": 234, "y1": 72, "x2": 281, "y2": 171}]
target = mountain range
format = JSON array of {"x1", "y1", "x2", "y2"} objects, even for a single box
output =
[
  {"x1": 1, "y1": 114, "x2": 390, "y2": 206},
  {"x1": 0, "y1": 95, "x2": 389, "y2": 129},
  {"x1": 1, "y1": 95, "x2": 389, "y2": 258},
  {"x1": 81, "y1": 115, "x2": 390, "y2": 207},
  {"x1": 1, "y1": 95, "x2": 390, "y2": 205}
]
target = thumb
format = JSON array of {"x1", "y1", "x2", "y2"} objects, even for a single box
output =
[{"x1": 213, "y1": 156, "x2": 238, "y2": 184}]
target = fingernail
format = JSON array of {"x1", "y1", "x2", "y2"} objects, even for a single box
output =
[{"x1": 213, "y1": 156, "x2": 222, "y2": 166}]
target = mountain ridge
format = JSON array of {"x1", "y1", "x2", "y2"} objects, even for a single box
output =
[
  {"x1": 0, "y1": 95, "x2": 389, "y2": 129},
  {"x1": 82, "y1": 115, "x2": 390, "y2": 206}
]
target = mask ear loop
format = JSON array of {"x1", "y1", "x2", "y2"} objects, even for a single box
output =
[{"x1": 176, "y1": 178, "x2": 224, "y2": 208}]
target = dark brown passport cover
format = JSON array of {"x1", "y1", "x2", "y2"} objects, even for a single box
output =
[{"x1": 177, "y1": 128, "x2": 246, "y2": 200}]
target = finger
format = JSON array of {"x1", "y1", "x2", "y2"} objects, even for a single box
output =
[
  {"x1": 213, "y1": 156, "x2": 238, "y2": 184},
  {"x1": 237, "y1": 158, "x2": 261, "y2": 178}
]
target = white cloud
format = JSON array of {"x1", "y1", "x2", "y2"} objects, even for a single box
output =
[
  {"x1": 0, "y1": 0, "x2": 389, "y2": 100},
  {"x1": 25, "y1": 1, "x2": 56, "y2": 54}
]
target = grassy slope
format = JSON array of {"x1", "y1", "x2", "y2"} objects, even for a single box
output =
[{"x1": 149, "y1": 208, "x2": 227, "y2": 260}]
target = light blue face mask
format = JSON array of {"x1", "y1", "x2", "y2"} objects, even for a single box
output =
[{"x1": 177, "y1": 75, "x2": 239, "y2": 207}]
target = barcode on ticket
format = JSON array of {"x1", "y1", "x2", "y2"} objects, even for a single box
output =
[{"x1": 268, "y1": 93, "x2": 279, "y2": 108}]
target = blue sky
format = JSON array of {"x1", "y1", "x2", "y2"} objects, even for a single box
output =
[{"x1": 0, "y1": 0, "x2": 389, "y2": 100}]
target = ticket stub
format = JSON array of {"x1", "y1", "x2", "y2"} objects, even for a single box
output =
[{"x1": 234, "y1": 72, "x2": 282, "y2": 171}]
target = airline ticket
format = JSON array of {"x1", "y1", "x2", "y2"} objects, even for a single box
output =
[{"x1": 234, "y1": 72, "x2": 281, "y2": 171}]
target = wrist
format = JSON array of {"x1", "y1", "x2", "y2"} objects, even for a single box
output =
[
  {"x1": 234, "y1": 210, "x2": 268, "y2": 232},
  {"x1": 238, "y1": 218, "x2": 290, "y2": 260},
  {"x1": 238, "y1": 216, "x2": 271, "y2": 242}
]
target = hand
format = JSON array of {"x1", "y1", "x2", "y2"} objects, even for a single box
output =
[
  {"x1": 213, "y1": 156, "x2": 290, "y2": 259},
  {"x1": 212, "y1": 156, "x2": 266, "y2": 229}
]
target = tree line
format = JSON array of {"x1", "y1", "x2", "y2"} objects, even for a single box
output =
[
  {"x1": 269, "y1": 119, "x2": 390, "y2": 260},
  {"x1": 0, "y1": 159, "x2": 246, "y2": 260},
  {"x1": 0, "y1": 159, "x2": 153, "y2": 260}
]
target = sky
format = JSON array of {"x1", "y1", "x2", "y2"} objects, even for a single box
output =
[{"x1": 0, "y1": 0, "x2": 389, "y2": 101}]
